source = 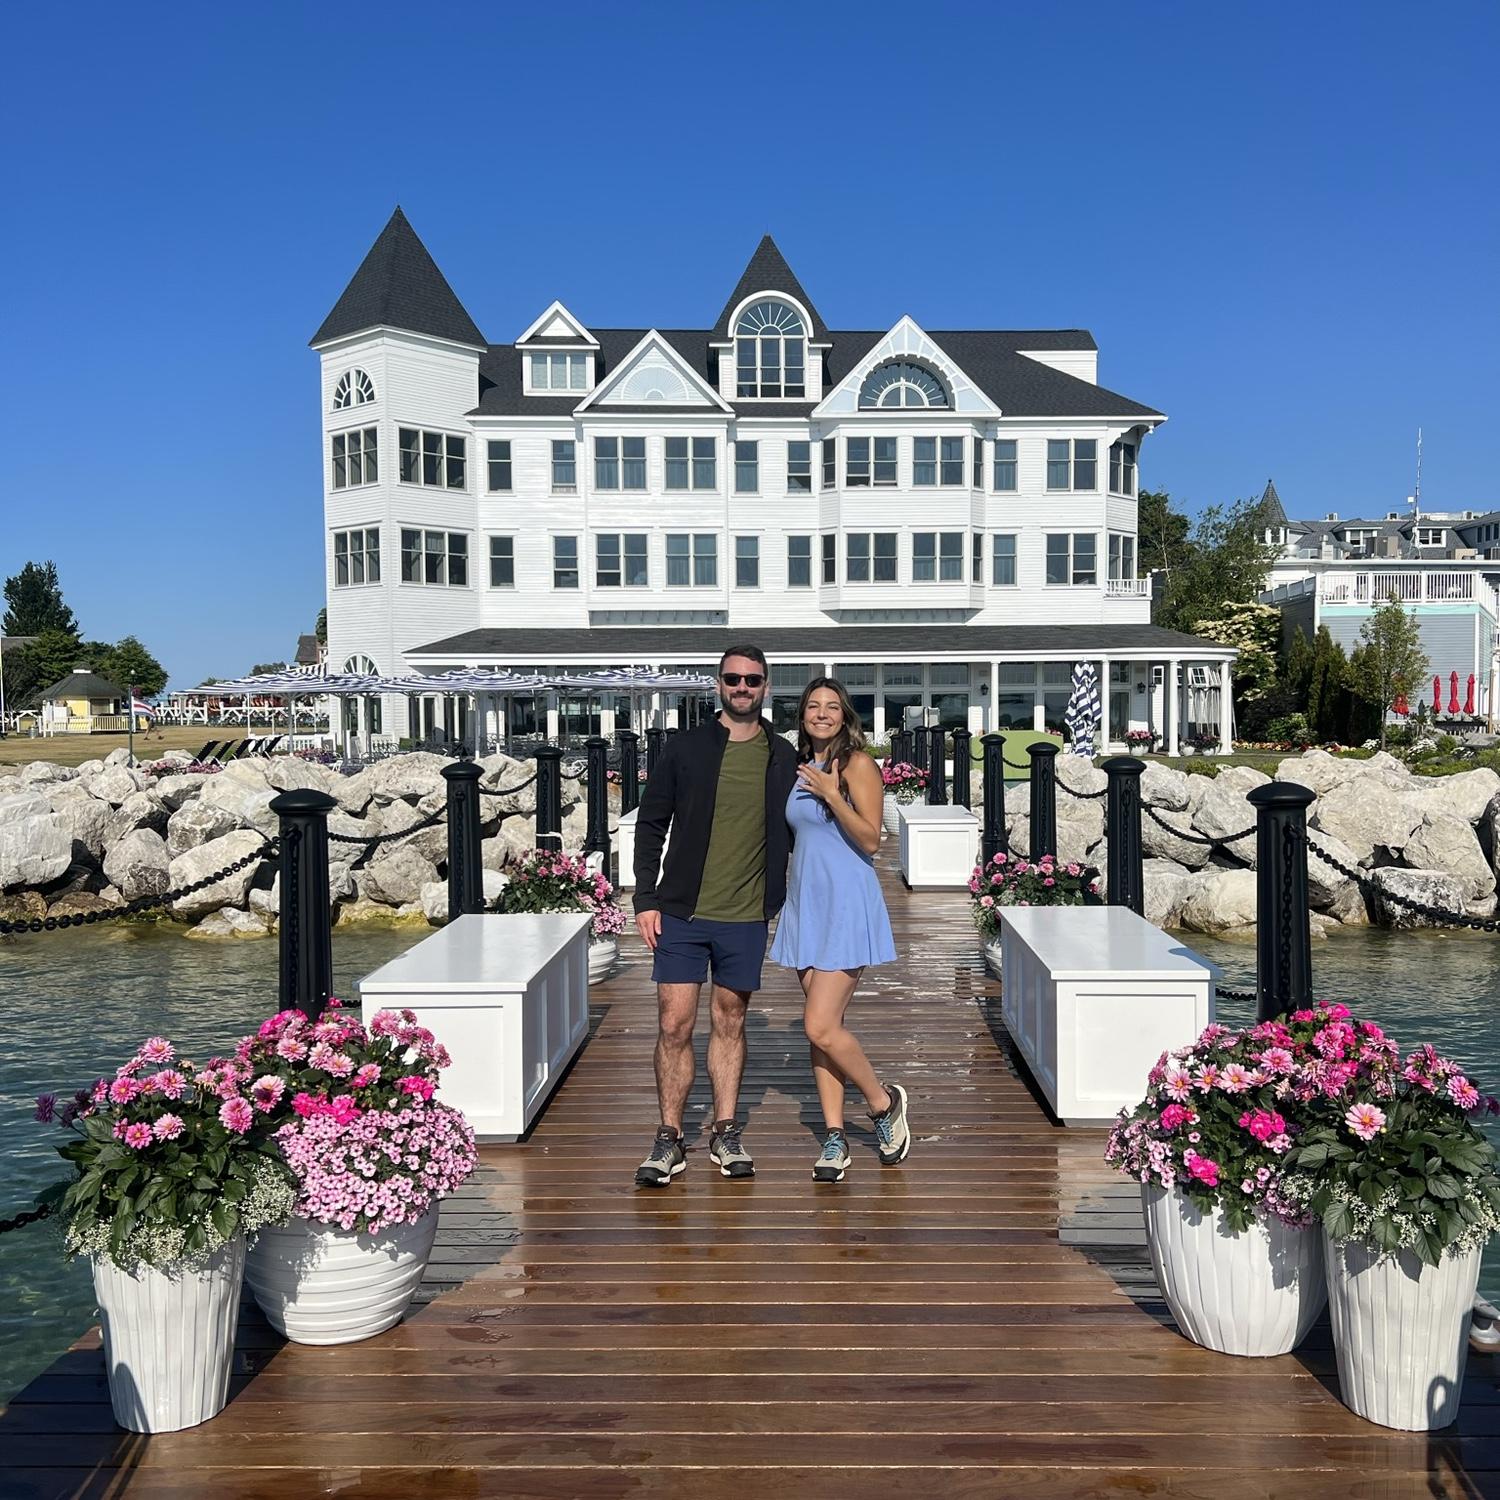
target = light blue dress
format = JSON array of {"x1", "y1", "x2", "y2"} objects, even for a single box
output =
[{"x1": 769, "y1": 762, "x2": 898, "y2": 971}]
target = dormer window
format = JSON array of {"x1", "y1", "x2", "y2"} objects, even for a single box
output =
[
  {"x1": 858, "y1": 361, "x2": 949, "y2": 409},
  {"x1": 734, "y1": 301, "x2": 805, "y2": 398},
  {"x1": 528, "y1": 352, "x2": 589, "y2": 393},
  {"x1": 333, "y1": 369, "x2": 375, "y2": 409}
]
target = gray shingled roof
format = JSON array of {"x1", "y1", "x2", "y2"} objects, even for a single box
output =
[
  {"x1": 1256, "y1": 480, "x2": 1287, "y2": 528},
  {"x1": 713, "y1": 235, "x2": 829, "y2": 340},
  {"x1": 311, "y1": 208, "x2": 485, "y2": 349},
  {"x1": 39, "y1": 669, "x2": 123, "y2": 701},
  {"x1": 408, "y1": 623, "x2": 1228, "y2": 659},
  {"x1": 471, "y1": 326, "x2": 1162, "y2": 421}
]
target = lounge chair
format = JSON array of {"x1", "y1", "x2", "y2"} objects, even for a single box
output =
[{"x1": 190, "y1": 740, "x2": 221, "y2": 763}]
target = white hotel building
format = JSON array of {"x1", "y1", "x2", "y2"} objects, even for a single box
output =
[{"x1": 315, "y1": 210, "x2": 1235, "y2": 752}]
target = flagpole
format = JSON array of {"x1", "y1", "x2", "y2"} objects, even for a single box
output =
[{"x1": 127, "y1": 679, "x2": 136, "y2": 767}]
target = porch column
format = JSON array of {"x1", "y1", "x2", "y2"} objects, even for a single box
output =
[
  {"x1": 1165, "y1": 658, "x2": 1180, "y2": 756},
  {"x1": 1098, "y1": 655, "x2": 1111, "y2": 749},
  {"x1": 1218, "y1": 661, "x2": 1234, "y2": 754},
  {"x1": 989, "y1": 659, "x2": 999, "y2": 733},
  {"x1": 873, "y1": 663, "x2": 886, "y2": 741}
]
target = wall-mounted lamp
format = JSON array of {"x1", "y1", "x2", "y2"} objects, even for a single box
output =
[{"x1": 979, "y1": 682, "x2": 989, "y2": 696}]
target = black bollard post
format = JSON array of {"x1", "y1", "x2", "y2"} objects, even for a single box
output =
[
  {"x1": 926, "y1": 725, "x2": 948, "y2": 804},
  {"x1": 1248, "y1": 782, "x2": 1316, "y2": 1022},
  {"x1": 270, "y1": 789, "x2": 335, "y2": 1020},
  {"x1": 1101, "y1": 756, "x2": 1145, "y2": 915},
  {"x1": 584, "y1": 735, "x2": 610, "y2": 871},
  {"x1": 951, "y1": 726, "x2": 972, "y2": 809},
  {"x1": 911, "y1": 722, "x2": 929, "y2": 774},
  {"x1": 442, "y1": 756, "x2": 484, "y2": 920},
  {"x1": 535, "y1": 745, "x2": 563, "y2": 851},
  {"x1": 1028, "y1": 741, "x2": 1059, "y2": 858},
  {"x1": 617, "y1": 729, "x2": 641, "y2": 816},
  {"x1": 645, "y1": 726, "x2": 665, "y2": 777},
  {"x1": 981, "y1": 733, "x2": 1008, "y2": 864}
]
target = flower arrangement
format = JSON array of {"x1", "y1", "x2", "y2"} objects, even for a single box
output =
[
  {"x1": 1186, "y1": 731, "x2": 1221, "y2": 752},
  {"x1": 142, "y1": 759, "x2": 221, "y2": 777},
  {"x1": 605, "y1": 768, "x2": 649, "y2": 785},
  {"x1": 967, "y1": 851, "x2": 1098, "y2": 936},
  {"x1": 1107, "y1": 1005, "x2": 1500, "y2": 1252},
  {"x1": 233, "y1": 1000, "x2": 477, "y2": 1235},
  {"x1": 38, "y1": 1036, "x2": 295, "y2": 1272},
  {"x1": 1125, "y1": 729, "x2": 1156, "y2": 749},
  {"x1": 881, "y1": 761, "x2": 929, "y2": 803},
  {"x1": 1281, "y1": 1043, "x2": 1500, "y2": 1265},
  {"x1": 501, "y1": 848, "x2": 627, "y2": 939},
  {"x1": 292, "y1": 746, "x2": 337, "y2": 765}
]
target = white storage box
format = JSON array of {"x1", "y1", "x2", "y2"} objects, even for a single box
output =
[{"x1": 898, "y1": 804, "x2": 981, "y2": 889}]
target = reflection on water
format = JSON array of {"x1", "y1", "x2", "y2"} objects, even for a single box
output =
[
  {"x1": 4, "y1": 921, "x2": 1499, "y2": 1400},
  {"x1": 0, "y1": 924, "x2": 425, "y2": 1401}
]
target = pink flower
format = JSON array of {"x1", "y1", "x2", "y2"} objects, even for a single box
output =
[
  {"x1": 219, "y1": 1097, "x2": 254, "y2": 1134},
  {"x1": 292, "y1": 1091, "x2": 325, "y2": 1118},
  {"x1": 967, "y1": 877, "x2": 980, "y2": 893},
  {"x1": 138, "y1": 1037, "x2": 174, "y2": 1064},
  {"x1": 324, "y1": 1053, "x2": 355, "y2": 1079},
  {"x1": 1344, "y1": 1103, "x2": 1386, "y2": 1141},
  {"x1": 149, "y1": 1069, "x2": 186, "y2": 1100},
  {"x1": 108, "y1": 1077, "x2": 141, "y2": 1105},
  {"x1": 398, "y1": 1076, "x2": 434, "y2": 1102},
  {"x1": 1448, "y1": 1076, "x2": 1481, "y2": 1111},
  {"x1": 354, "y1": 1064, "x2": 382, "y2": 1089},
  {"x1": 1162, "y1": 1068, "x2": 1193, "y2": 1103},
  {"x1": 1258, "y1": 1047, "x2": 1296, "y2": 1076},
  {"x1": 1219, "y1": 1064, "x2": 1253, "y2": 1094},
  {"x1": 979, "y1": 895, "x2": 995, "y2": 909},
  {"x1": 1186, "y1": 1155, "x2": 1220, "y2": 1187},
  {"x1": 152, "y1": 1113, "x2": 185, "y2": 1141},
  {"x1": 250, "y1": 1075, "x2": 286, "y2": 1112},
  {"x1": 123, "y1": 1123, "x2": 154, "y2": 1149},
  {"x1": 1158, "y1": 1104, "x2": 1194, "y2": 1131},
  {"x1": 329, "y1": 1095, "x2": 362, "y2": 1125},
  {"x1": 275, "y1": 1034, "x2": 308, "y2": 1061},
  {"x1": 1238, "y1": 1108, "x2": 1287, "y2": 1143}
]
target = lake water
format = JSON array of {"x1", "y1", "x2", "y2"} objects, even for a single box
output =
[{"x1": 4, "y1": 920, "x2": 1500, "y2": 1401}]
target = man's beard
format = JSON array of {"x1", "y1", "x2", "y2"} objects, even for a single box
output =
[{"x1": 721, "y1": 694, "x2": 761, "y2": 721}]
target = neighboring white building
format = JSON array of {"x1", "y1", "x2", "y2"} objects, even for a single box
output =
[
  {"x1": 1257, "y1": 481, "x2": 1500, "y2": 722},
  {"x1": 314, "y1": 209, "x2": 1235, "y2": 752}
]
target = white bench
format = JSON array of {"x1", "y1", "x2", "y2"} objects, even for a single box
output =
[
  {"x1": 999, "y1": 906, "x2": 1216, "y2": 1126},
  {"x1": 359, "y1": 912, "x2": 592, "y2": 1140},
  {"x1": 897, "y1": 803, "x2": 980, "y2": 889}
]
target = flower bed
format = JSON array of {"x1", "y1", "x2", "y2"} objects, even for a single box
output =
[
  {"x1": 502, "y1": 848, "x2": 626, "y2": 939},
  {"x1": 967, "y1": 852, "x2": 1097, "y2": 940}
]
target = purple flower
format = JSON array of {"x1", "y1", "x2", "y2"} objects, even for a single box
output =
[{"x1": 33, "y1": 1093, "x2": 57, "y2": 1124}]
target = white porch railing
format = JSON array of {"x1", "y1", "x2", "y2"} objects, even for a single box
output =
[
  {"x1": 1105, "y1": 578, "x2": 1150, "y2": 597},
  {"x1": 1318, "y1": 571, "x2": 1477, "y2": 605}
]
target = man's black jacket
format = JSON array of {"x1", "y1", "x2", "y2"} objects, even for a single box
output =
[{"x1": 632, "y1": 718, "x2": 799, "y2": 920}]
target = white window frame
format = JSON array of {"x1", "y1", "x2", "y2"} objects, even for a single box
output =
[
  {"x1": 787, "y1": 534, "x2": 812, "y2": 588},
  {"x1": 665, "y1": 436, "x2": 716, "y2": 492},
  {"x1": 993, "y1": 438, "x2": 1018, "y2": 492},
  {"x1": 331, "y1": 427, "x2": 378, "y2": 490},
  {"x1": 1045, "y1": 531, "x2": 1098, "y2": 586},
  {"x1": 551, "y1": 439, "x2": 577, "y2": 494},
  {"x1": 332, "y1": 527, "x2": 381, "y2": 588},
  {"x1": 1047, "y1": 438, "x2": 1097, "y2": 492},
  {"x1": 552, "y1": 534, "x2": 580, "y2": 589},
  {"x1": 333, "y1": 369, "x2": 376, "y2": 410},
  {"x1": 488, "y1": 535, "x2": 515, "y2": 588},
  {"x1": 527, "y1": 352, "x2": 590, "y2": 393},
  {"x1": 486, "y1": 439, "x2": 512, "y2": 493},
  {"x1": 913, "y1": 531, "x2": 964, "y2": 582},
  {"x1": 1109, "y1": 440, "x2": 1137, "y2": 496},
  {"x1": 398, "y1": 427, "x2": 466, "y2": 490},
  {"x1": 787, "y1": 440, "x2": 813, "y2": 493},
  {"x1": 595, "y1": 532, "x2": 649, "y2": 588},
  {"x1": 734, "y1": 300, "x2": 807, "y2": 398},
  {"x1": 734, "y1": 440, "x2": 759, "y2": 494},
  {"x1": 1107, "y1": 531, "x2": 1137, "y2": 580},
  {"x1": 665, "y1": 532, "x2": 718, "y2": 587},
  {"x1": 992, "y1": 533, "x2": 1018, "y2": 586},
  {"x1": 400, "y1": 528, "x2": 469, "y2": 587},
  {"x1": 734, "y1": 534, "x2": 760, "y2": 588}
]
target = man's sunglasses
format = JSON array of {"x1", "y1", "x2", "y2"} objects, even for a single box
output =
[{"x1": 720, "y1": 672, "x2": 765, "y2": 688}]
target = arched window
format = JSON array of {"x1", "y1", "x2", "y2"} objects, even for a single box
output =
[
  {"x1": 734, "y1": 301, "x2": 806, "y2": 398},
  {"x1": 858, "y1": 361, "x2": 949, "y2": 409},
  {"x1": 342, "y1": 654, "x2": 378, "y2": 676},
  {"x1": 333, "y1": 369, "x2": 376, "y2": 409}
]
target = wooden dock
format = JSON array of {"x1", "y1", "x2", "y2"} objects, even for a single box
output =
[{"x1": 7, "y1": 853, "x2": 1500, "y2": 1498}]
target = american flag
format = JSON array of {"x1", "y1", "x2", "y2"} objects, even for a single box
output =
[{"x1": 130, "y1": 698, "x2": 157, "y2": 720}]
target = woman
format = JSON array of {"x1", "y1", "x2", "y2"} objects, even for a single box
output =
[{"x1": 769, "y1": 677, "x2": 909, "y2": 1182}]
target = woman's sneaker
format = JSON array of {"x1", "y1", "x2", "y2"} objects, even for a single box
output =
[
  {"x1": 870, "y1": 1082, "x2": 911, "y2": 1165},
  {"x1": 708, "y1": 1119, "x2": 755, "y2": 1178},
  {"x1": 813, "y1": 1129, "x2": 851, "y2": 1183},
  {"x1": 635, "y1": 1126, "x2": 686, "y2": 1187}
]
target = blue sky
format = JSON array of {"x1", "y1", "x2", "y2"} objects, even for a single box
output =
[{"x1": 3, "y1": 2, "x2": 1495, "y2": 692}]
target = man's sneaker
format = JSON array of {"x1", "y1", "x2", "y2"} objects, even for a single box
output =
[
  {"x1": 813, "y1": 1129, "x2": 851, "y2": 1183},
  {"x1": 635, "y1": 1126, "x2": 686, "y2": 1188},
  {"x1": 870, "y1": 1082, "x2": 911, "y2": 1166},
  {"x1": 708, "y1": 1119, "x2": 755, "y2": 1178}
]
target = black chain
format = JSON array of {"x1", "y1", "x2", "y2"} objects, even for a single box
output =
[
  {"x1": 0, "y1": 836, "x2": 277, "y2": 937},
  {"x1": 1215, "y1": 985, "x2": 1257, "y2": 1003},
  {"x1": 1003, "y1": 757, "x2": 1032, "y2": 771},
  {"x1": 327, "y1": 808, "x2": 446, "y2": 847},
  {"x1": 0, "y1": 1202, "x2": 53, "y2": 1235},
  {"x1": 1305, "y1": 835, "x2": 1499, "y2": 932},
  {"x1": 1055, "y1": 781, "x2": 1109, "y2": 801},
  {"x1": 478, "y1": 775, "x2": 538, "y2": 798},
  {"x1": 1141, "y1": 803, "x2": 1257, "y2": 849}
]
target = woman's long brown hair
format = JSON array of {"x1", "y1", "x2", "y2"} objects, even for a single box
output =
[{"x1": 795, "y1": 676, "x2": 866, "y2": 818}]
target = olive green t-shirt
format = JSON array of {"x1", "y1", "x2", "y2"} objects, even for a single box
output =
[{"x1": 692, "y1": 733, "x2": 770, "y2": 921}]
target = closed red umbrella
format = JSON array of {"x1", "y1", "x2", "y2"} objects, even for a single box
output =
[
  {"x1": 1466, "y1": 674, "x2": 1477, "y2": 716},
  {"x1": 1449, "y1": 671, "x2": 1461, "y2": 715},
  {"x1": 1393, "y1": 692, "x2": 1409, "y2": 717},
  {"x1": 1433, "y1": 675, "x2": 1443, "y2": 713}
]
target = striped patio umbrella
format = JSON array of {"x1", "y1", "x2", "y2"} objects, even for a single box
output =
[{"x1": 1062, "y1": 661, "x2": 1100, "y2": 759}]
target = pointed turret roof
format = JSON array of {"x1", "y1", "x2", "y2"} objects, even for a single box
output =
[
  {"x1": 1256, "y1": 479, "x2": 1287, "y2": 527},
  {"x1": 311, "y1": 207, "x2": 485, "y2": 348},
  {"x1": 712, "y1": 234, "x2": 828, "y2": 340}
]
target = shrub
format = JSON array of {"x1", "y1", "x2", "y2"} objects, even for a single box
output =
[
  {"x1": 1263, "y1": 714, "x2": 1313, "y2": 748},
  {"x1": 1181, "y1": 758, "x2": 1221, "y2": 778}
]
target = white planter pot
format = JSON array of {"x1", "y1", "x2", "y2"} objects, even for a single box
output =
[
  {"x1": 882, "y1": 795, "x2": 901, "y2": 833},
  {"x1": 246, "y1": 1205, "x2": 439, "y2": 1346},
  {"x1": 1143, "y1": 1184, "x2": 1326, "y2": 1357},
  {"x1": 983, "y1": 937, "x2": 1003, "y2": 977},
  {"x1": 588, "y1": 936, "x2": 619, "y2": 983},
  {"x1": 1324, "y1": 1235, "x2": 1481, "y2": 1430},
  {"x1": 93, "y1": 1236, "x2": 245, "y2": 1432}
]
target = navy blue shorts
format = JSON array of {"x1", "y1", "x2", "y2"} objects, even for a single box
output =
[{"x1": 652, "y1": 913, "x2": 769, "y2": 993}]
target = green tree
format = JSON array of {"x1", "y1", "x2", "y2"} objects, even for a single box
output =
[
  {"x1": 250, "y1": 661, "x2": 288, "y2": 677},
  {"x1": 1306, "y1": 626, "x2": 1351, "y2": 742},
  {"x1": 14, "y1": 628, "x2": 90, "y2": 704},
  {"x1": 96, "y1": 636, "x2": 169, "y2": 698},
  {"x1": 1192, "y1": 599, "x2": 1281, "y2": 721},
  {"x1": 315, "y1": 607, "x2": 327, "y2": 646},
  {"x1": 1138, "y1": 489, "x2": 1192, "y2": 595},
  {"x1": 1155, "y1": 496, "x2": 1282, "y2": 635},
  {"x1": 2, "y1": 560, "x2": 77, "y2": 637},
  {"x1": 1351, "y1": 596, "x2": 1431, "y2": 748}
]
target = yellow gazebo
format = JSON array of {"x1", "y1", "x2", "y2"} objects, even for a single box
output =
[{"x1": 37, "y1": 667, "x2": 128, "y2": 735}]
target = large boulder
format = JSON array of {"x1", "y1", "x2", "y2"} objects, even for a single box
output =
[
  {"x1": 335, "y1": 897, "x2": 431, "y2": 929},
  {"x1": 375, "y1": 800, "x2": 447, "y2": 863},
  {"x1": 84, "y1": 764, "x2": 147, "y2": 807},
  {"x1": 103, "y1": 828, "x2": 171, "y2": 901},
  {"x1": 1189, "y1": 778, "x2": 1260, "y2": 865},
  {"x1": 1139, "y1": 800, "x2": 1212, "y2": 870},
  {"x1": 364, "y1": 754, "x2": 448, "y2": 807},
  {"x1": 477, "y1": 754, "x2": 539, "y2": 816},
  {"x1": 168, "y1": 829, "x2": 270, "y2": 918},
  {"x1": 483, "y1": 821, "x2": 535, "y2": 870},
  {"x1": 1310, "y1": 779, "x2": 1425, "y2": 866},
  {"x1": 1302, "y1": 829, "x2": 1364, "y2": 910},
  {"x1": 1411, "y1": 768, "x2": 1500, "y2": 826},
  {"x1": 1325, "y1": 881, "x2": 1371, "y2": 925},
  {"x1": 1274, "y1": 749, "x2": 1359, "y2": 797},
  {"x1": 1143, "y1": 860, "x2": 1198, "y2": 929},
  {"x1": 104, "y1": 748, "x2": 134, "y2": 767},
  {"x1": 187, "y1": 906, "x2": 270, "y2": 939},
  {"x1": 151, "y1": 771, "x2": 217, "y2": 811},
  {"x1": 329, "y1": 766, "x2": 376, "y2": 815},
  {"x1": 0, "y1": 792, "x2": 73, "y2": 890},
  {"x1": 15, "y1": 761, "x2": 76, "y2": 786},
  {"x1": 264, "y1": 756, "x2": 334, "y2": 794},
  {"x1": 1368, "y1": 868, "x2": 1467, "y2": 930},
  {"x1": 166, "y1": 798, "x2": 240, "y2": 857},
  {"x1": 1138, "y1": 761, "x2": 1191, "y2": 812},
  {"x1": 196, "y1": 764, "x2": 278, "y2": 836},
  {"x1": 1177, "y1": 869, "x2": 1259, "y2": 933},
  {"x1": 45, "y1": 785, "x2": 114, "y2": 859},
  {"x1": 45, "y1": 890, "x2": 120, "y2": 922},
  {"x1": 360, "y1": 846, "x2": 439, "y2": 906},
  {"x1": 102, "y1": 791, "x2": 169, "y2": 847},
  {"x1": 1401, "y1": 813, "x2": 1495, "y2": 903},
  {"x1": 419, "y1": 869, "x2": 510, "y2": 923},
  {"x1": 1055, "y1": 756, "x2": 1107, "y2": 798}
]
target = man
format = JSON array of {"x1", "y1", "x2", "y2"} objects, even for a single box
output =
[{"x1": 632, "y1": 645, "x2": 799, "y2": 1187}]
